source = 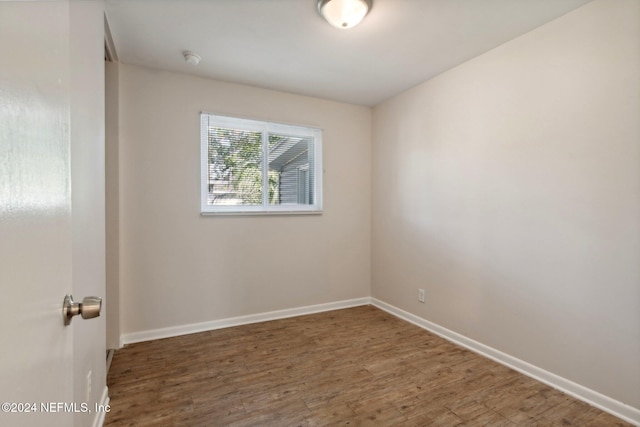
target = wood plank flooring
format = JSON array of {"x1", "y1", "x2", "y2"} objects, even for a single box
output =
[{"x1": 105, "y1": 306, "x2": 631, "y2": 426}]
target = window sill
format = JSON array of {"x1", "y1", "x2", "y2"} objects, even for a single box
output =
[{"x1": 200, "y1": 210, "x2": 323, "y2": 217}]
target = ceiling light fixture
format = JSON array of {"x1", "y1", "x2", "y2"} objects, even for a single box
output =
[
  {"x1": 183, "y1": 51, "x2": 201, "y2": 66},
  {"x1": 317, "y1": 0, "x2": 372, "y2": 29}
]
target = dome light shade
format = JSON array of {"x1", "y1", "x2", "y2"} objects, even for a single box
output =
[{"x1": 317, "y1": 0, "x2": 372, "y2": 29}]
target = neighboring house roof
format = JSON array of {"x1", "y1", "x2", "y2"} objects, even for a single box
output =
[{"x1": 268, "y1": 138, "x2": 309, "y2": 171}]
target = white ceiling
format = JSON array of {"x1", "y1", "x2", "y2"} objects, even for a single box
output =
[{"x1": 104, "y1": 0, "x2": 592, "y2": 106}]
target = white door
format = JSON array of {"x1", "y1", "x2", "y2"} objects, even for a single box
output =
[{"x1": 0, "y1": 2, "x2": 100, "y2": 426}]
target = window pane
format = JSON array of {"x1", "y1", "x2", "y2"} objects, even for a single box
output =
[
  {"x1": 207, "y1": 127, "x2": 263, "y2": 206},
  {"x1": 268, "y1": 134, "x2": 314, "y2": 206}
]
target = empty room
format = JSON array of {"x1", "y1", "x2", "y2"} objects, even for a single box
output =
[{"x1": 1, "y1": 0, "x2": 638, "y2": 426}]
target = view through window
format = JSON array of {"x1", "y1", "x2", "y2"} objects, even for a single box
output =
[{"x1": 200, "y1": 114, "x2": 322, "y2": 214}]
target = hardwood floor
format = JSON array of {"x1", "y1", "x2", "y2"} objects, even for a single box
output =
[{"x1": 105, "y1": 306, "x2": 631, "y2": 426}]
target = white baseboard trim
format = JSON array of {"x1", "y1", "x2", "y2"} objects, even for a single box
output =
[
  {"x1": 121, "y1": 297, "x2": 371, "y2": 346},
  {"x1": 106, "y1": 349, "x2": 115, "y2": 374},
  {"x1": 93, "y1": 386, "x2": 110, "y2": 427},
  {"x1": 371, "y1": 298, "x2": 640, "y2": 426}
]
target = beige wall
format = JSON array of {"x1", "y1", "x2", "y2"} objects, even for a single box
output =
[
  {"x1": 372, "y1": 0, "x2": 639, "y2": 409},
  {"x1": 118, "y1": 64, "x2": 372, "y2": 335}
]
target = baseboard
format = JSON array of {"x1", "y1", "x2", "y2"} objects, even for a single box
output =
[
  {"x1": 121, "y1": 297, "x2": 371, "y2": 345},
  {"x1": 106, "y1": 349, "x2": 115, "y2": 374},
  {"x1": 92, "y1": 386, "x2": 110, "y2": 427},
  {"x1": 371, "y1": 298, "x2": 640, "y2": 426}
]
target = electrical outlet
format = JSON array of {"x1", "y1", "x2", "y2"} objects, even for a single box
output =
[{"x1": 418, "y1": 289, "x2": 425, "y2": 303}]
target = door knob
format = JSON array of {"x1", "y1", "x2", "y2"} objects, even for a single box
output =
[{"x1": 63, "y1": 295, "x2": 102, "y2": 326}]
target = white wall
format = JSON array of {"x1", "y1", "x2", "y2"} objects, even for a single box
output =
[
  {"x1": 372, "y1": 0, "x2": 639, "y2": 411},
  {"x1": 118, "y1": 64, "x2": 372, "y2": 335}
]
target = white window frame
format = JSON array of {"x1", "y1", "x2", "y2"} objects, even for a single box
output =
[{"x1": 200, "y1": 113, "x2": 323, "y2": 215}]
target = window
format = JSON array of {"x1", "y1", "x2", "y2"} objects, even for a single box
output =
[{"x1": 200, "y1": 113, "x2": 323, "y2": 214}]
